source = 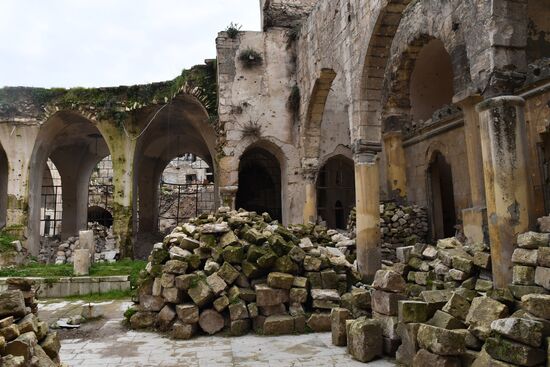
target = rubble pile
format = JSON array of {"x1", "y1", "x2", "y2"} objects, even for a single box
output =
[
  {"x1": 348, "y1": 202, "x2": 429, "y2": 262},
  {"x1": 332, "y1": 224, "x2": 550, "y2": 366},
  {"x1": 0, "y1": 279, "x2": 62, "y2": 366},
  {"x1": 51, "y1": 223, "x2": 118, "y2": 265},
  {"x1": 129, "y1": 208, "x2": 363, "y2": 339}
]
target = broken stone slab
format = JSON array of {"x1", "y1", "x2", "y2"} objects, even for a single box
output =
[
  {"x1": 347, "y1": 318, "x2": 383, "y2": 363},
  {"x1": 263, "y1": 315, "x2": 294, "y2": 335},
  {"x1": 521, "y1": 294, "x2": 550, "y2": 319},
  {"x1": 485, "y1": 337, "x2": 546, "y2": 366},
  {"x1": 198, "y1": 309, "x2": 224, "y2": 335},
  {"x1": 417, "y1": 324, "x2": 466, "y2": 356},
  {"x1": 466, "y1": 297, "x2": 509, "y2": 340},
  {"x1": 331, "y1": 308, "x2": 352, "y2": 346},
  {"x1": 412, "y1": 349, "x2": 461, "y2": 367},
  {"x1": 372, "y1": 270, "x2": 406, "y2": 293},
  {"x1": 490, "y1": 317, "x2": 543, "y2": 347}
]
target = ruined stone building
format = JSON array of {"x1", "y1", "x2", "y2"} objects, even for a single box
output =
[{"x1": 0, "y1": 0, "x2": 549, "y2": 286}]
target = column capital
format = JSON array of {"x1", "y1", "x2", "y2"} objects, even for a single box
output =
[
  {"x1": 353, "y1": 139, "x2": 381, "y2": 163},
  {"x1": 452, "y1": 92, "x2": 483, "y2": 108},
  {"x1": 476, "y1": 95, "x2": 525, "y2": 113}
]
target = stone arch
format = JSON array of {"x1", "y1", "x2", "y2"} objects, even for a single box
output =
[
  {"x1": 236, "y1": 146, "x2": 282, "y2": 222},
  {"x1": 302, "y1": 68, "x2": 337, "y2": 159},
  {"x1": 28, "y1": 111, "x2": 111, "y2": 255},
  {"x1": 132, "y1": 93, "x2": 218, "y2": 258},
  {"x1": 358, "y1": 0, "x2": 413, "y2": 136}
]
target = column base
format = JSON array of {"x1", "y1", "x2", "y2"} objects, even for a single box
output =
[{"x1": 462, "y1": 206, "x2": 487, "y2": 245}]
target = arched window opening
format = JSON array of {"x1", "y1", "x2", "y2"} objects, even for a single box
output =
[
  {"x1": 88, "y1": 155, "x2": 114, "y2": 228},
  {"x1": 410, "y1": 39, "x2": 454, "y2": 122},
  {"x1": 40, "y1": 159, "x2": 62, "y2": 237},
  {"x1": 428, "y1": 151, "x2": 457, "y2": 240},
  {"x1": 158, "y1": 155, "x2": 215, "y2": 234},
  {"x1": 236, "y1": 148, "x2": 282, "y2": 222},
  {"x1": 316, "y1": 155, "x2": 355, "y2": 229}
]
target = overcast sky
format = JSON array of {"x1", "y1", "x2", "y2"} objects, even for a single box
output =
[{"x1": 0, "y1": 0, "x2": 261, "y2": 88}]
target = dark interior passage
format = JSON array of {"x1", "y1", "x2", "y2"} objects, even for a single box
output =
[
  {"x1": 236, "y1": 148, "x2": 282, "y2": 221},
  {"x1": 316, "y1": 155, "x2": 355, "y2": 229},
  {"x1": 428, "y1": 151, "x2": 457, "y2": 239}
]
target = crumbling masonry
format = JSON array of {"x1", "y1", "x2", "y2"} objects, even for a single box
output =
[{"x1": 0, "y1": 0, "x2": 550, "y2": 289}]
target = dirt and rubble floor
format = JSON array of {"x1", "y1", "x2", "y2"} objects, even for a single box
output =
[{"x1": 37, "y1": 299, "x2": 394, "y2": 367}]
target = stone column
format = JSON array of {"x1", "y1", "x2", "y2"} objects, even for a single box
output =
[
  {"x1": 476, "y1": 96, "x2": 532, "y2": 288},
  {"x1": 302, "y1": 163, "x2": 318, "y2": 224},
  {"x1": 383, "y1": 131, "x2": 407, "y2": 201},
  {"x1": 354, "y1": 142, "x2": 381, "y2": 282},
  {"x1": 455, "y1": 94, "x2": 487, "y2": 244}
]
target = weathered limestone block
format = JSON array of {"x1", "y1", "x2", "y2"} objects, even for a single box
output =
[
  {"x1": 373, "y1": 312, "x2": 399, "y2": 339},
  {"x1": 517, "y1": 232, "x2": 549, "y2": 249},
  {"x1": 33, "y1": 344, "x2": 56, "y2": 367},
  {"x1": 521, "y1": 294, "x2": 550, "y2": 319},
  {"x1": 217, "y1": 262, "x2": 240, "y2": 284},
  {"x1": 396, "y1": 323, "x2": 421, "y2": 366},
  {"x1": 372, "y1": 270, "x2": 406, "y2": 293},
  {"x1": 331, "y1": 308, "x2": 352, "y2": 346},
  {"x1": 130, "y1": 312, "x2": 156, "y2": 329},
  {"x1": 537, "y1": 247, "x2": 550, "y2": 267},
  {"x1": 263, "y1": 315, "x2": 294, "y2": 335},
  {"x1": 140, "y1": 295, "x2": 165, "y2": 312},
  {"x1": 73, "y1": 249, "x2": 91, "y2": 276},
  {"x1": 0, "y1": 291, "x2": 27, "y2": 319},
  {"x1": 466, "y1": 297, "x2": 509, "y2": 340},
  {"x1": 198, "y1": 309, "x2": 224, "y2": 335},
  {"x1": 471, "y1": 349, "x2": 516, "y2": 367},
  {"x1": 163, "y1": 260, "x2": 188, "y2": 275},
  {"x1": 17, "y1": 314, "x2": 38, "y2": 334},
  {"x1": 1, "y1": 324, "x2": 19, "y2": 342},
  {"x1": 267, "y1": 272, "x2": 294, "y2": 289},
  {"x1": 455, "y1": 329, "x2": 483, "y2": 350},
  {"x1": 176, "y1": 304, "x2": 199, "y2": 324},
  {"x1": 158, "y1": 305, "x2": 176, "y2": 330},
  {"x1": 413, "y1": 349, "x2": 460, "y2": 367},
  {"x1": 172, "y1": 321, "x2": 197, "y2": 340},
  {"x1": 534, "y1": 266, "x2": 550, "y2": 290},
  {"x1": 473, "y1": 252, "x2": 491, "y2": 269},
  {"x1": 229, "y1": 302, "x2": 249, "y2": 321},
  {"x1": 175, "y1": 274, "x2": 196, "y2": 290},
  {"x1": 398, "y1": 301, "x2": 428, "y2": 324},
  {"x1": 347, "y1": 318, "x2": 383, "y2": 363},
  {"x1": 39, "y1": 332, "x2": 60, "y2": 361},
  {"x1": 442, "y1": 293, "x2": 470, "y2": 321},
  {"x1": 420, "y1": 289, "x2": 454, "y2": 315},
  {"x1": 306, "y1": 313, "x2": 331, "y2": 332},
  {"x1": 213, "y1": 296, "x2": 229, "y2": 312},
  {"x1": 485, "y1": 337, "x2": 546, "y2": 366},
  {"x1": 513, "y1": 265, "x2": 536, "y2": 285},
  {"x1": 303, "y1": 256, "x2": 322, "y2": 271},
  {"x1": 255, "y1": 284, "x2": 289, "y2": 307},
  {"x1": 188, "y1": 281, "x2": 214, "y2": 307},
  {"x1": 417, "y1": 324, "x2": 466, "y2": 356},
  {"x1": 162, "y1": 287, "x2": 182, "y2": 304},
  {"x1": 537, "y1": 216, "x2": 550, "y2": 233},
  {"x1": 512, "y1": 249, "x2": 538, "y2": 266},
  {"x1": 490, "y1": 317, "x2": 543, "y2": 347},
  {"x1": 372, "y1": 289, "x2": 406, "y2": 316},
  {"x1": 289, "y1": 288, "x2": 308, "y2": 304},
  {"x1": 206, "y1": 273, "x2": 227, "y2": 295},
  {"x1": 428, "y1": 310, "x2": 466, "y2": 330},
  {"x1": 5, "y1": 332, "x2": 37, "y2": 362}
]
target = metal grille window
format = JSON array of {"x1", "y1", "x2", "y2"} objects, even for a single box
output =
[{"x1": 40, "y1": 159, "x2": 63, "y2": 237}]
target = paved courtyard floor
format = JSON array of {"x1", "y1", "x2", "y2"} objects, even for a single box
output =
[{"x1": 38, "y1": 299, "x2": 395, "y2": 367}]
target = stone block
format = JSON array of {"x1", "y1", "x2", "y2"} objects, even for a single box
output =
[
  {"x1": 513, "y1": 265, "x2": 536, "y2": 285},
  {"x1": 175, "y1": 274, "x2": 196, "y2": 290},
  {"x1": 485, "y1": 337, "x2": 545, "y2": 366},
  {"x1": 347, "y1": 318, "x2": 383, "y2": 363},
  {"x1": 517, "y1": 232, "x2": 549, "y2": 249},
  {"x1": 420, "y1": 289, "x2": 454, "y2": 315},
  {"x1": 230, "y1": 319, "x2": 250, "y2": 336},
  {"x1": 289, "y1": 288, "x2": 308, "y2": 303},
  {"x1": 442, "y1": 293, "x2": 470, "y2": 321},
  {"x1": 259, "y1": 304, "x2": 286, "y2": 317},
  {"x1": 158, "y1": 305, "x2": 177, "y2": 330},
  {"x1": 292, "y1": 276, "x2": 308, "y2": 288},
  {"x1": 537, "y1": 247, "x2": 550, "y2": 267},
  {"x1": 5, "y1": 332, "x2": 37, "y2": 362},
  {"x1": 491, "y1": 317, "x2": 543, "y2": 347},
  {"x1": 534, "y1": 266, "x2": 550, "y2": 290},
  {"x1": 428, "y1": 310, "x2": 466, "y2": 330},
  {"x1": 417, "y1": 324, "x2": 465, "y2": 356},
  {"x1": 162, "y1": 287, "x2": 182, "y2": 304},
  {"x1": 398, "y1": 300, "x2": 429, "y2": 323},
  {"x1": 396, "y1": 323, "x2": 421, "y2": 366},
  {"x1": 130, "y1": 312, "x2": 156, "y2": 329},
  {"x1": 473, "y1": 252, "x2": 491, "y2": 269},
  {"x1": 412, "y1": 349, "x2": 460, "y2": 367},
  {"x1": 372, "y1": 270, "x2": 406, "y2": 293},
  {"x1": 229, "y1": 302, "x2": 249, "y2": 321},
  {"x1": 40, "y1": 332, "x2": 60, "y2": 361},
  {"x1": 176, "y1": 304, "x2": 199, "y2": 324},
  {"x1": 255, "y1": 284, "x2": 289, "y2": 307},
  {"x1": 331, "y1": 308, "x2": 352, "y2": 346},
  {"x1": 320, "y1": 269, "x2": 339, "y2": 289},
  {"x1": 372, "y1": 312, "x2": 399, "y2": 339},
  {"x1": 466, "y1": 297, "x2": 509, "y2": 340},
  {"x1": 172, "y1": 321, "x2": 197, "y2": 340},
  {"x1": 263, "y1": 315, "x2": 294, "y2": 335},
  {"x1": 198, "y1": 309, "x2": 224, "y2": 335},
  {"x1": 0, "y1": 324, "x2": 19, "y2": 342},
  {"x1": 188, "y1": 281, "x2": 214, "y2": 307},
  {"x1": 267, "y1": 272, "x2": 294, "y2": 289},
  {"x1": 217, "y1": 262, "x2": 240, "y2": 284},
  {"x1": 213, "y1": 296, "x2": 229, "y2": 312},
  {"x1": 512, "y1": 249, "x2": 538, "y2": 266},
  {"x1": 206, "y1": 273, "x2": 227, "y2": 295},
  {"x1": 371, "y1": 289, "x2": 406, "y2": 316},
  {"x1": 306, "y1": 313, "x2": 331, "y2": 332},
  {"x1": 521, "y1": 294, "x2": 550, "y2": 319},
  {"x1": 140, "y1": 295, "x2": 165, "y2": 312}
]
